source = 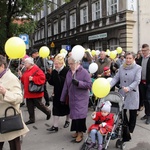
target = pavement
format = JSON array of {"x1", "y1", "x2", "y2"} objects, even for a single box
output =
[{"x1": 3, "y1": 84, "x2": 150, "y2": 150}]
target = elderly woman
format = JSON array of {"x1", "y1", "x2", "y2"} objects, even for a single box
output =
[
  {"x1": 0, "y1": 55, "x2": 29, "y2": 150},
  {"x1": 110, "y1": 52, "x2": 142, "y2": 141},
  {"x1": 47, "y1": 53, "x2": 70, "y2": 132},
  {"x1": 18, "y1": 57, "x2": 51, "y2": 125},
  {"x1": 60, "y1": 56, "x2": 92, "y2": 143}
]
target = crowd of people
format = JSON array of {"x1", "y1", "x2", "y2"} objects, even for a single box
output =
[{"x1": 0, "y1": 43, "x2": 150, "y2": 150}]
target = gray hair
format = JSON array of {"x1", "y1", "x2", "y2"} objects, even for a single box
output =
[
  {"x1": 68, "y1": 56, "x2": 81, "y2": 63},
  {"x1": 24, "y1": 57, "x2": 34, "y2": 65}
]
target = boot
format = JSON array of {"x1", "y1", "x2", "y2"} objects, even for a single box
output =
[
  {"x1": 75, "y1": 132, "x2": 83, "y2": 143},
  {"x1": 146, "y1": 116, "x2": 150, "y2": 124},
  {"x1": 98, "y1": 144, "x2": 102, "y2": 150}
]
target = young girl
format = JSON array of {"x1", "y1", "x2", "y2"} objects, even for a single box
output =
[{"x1": 88, "y1": 101, "x2": 114, "y2": 150}]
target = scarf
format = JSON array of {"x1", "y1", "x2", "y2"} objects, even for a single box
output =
[
  {"x1": 123, "y1": 61, "x2": 135, "y2": 70},
  {"x1": 0, "y1": 69, "x2": 7, "y2": 78}
]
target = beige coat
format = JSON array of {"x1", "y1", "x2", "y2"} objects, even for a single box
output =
[{"x1": 0, "y1": 69, "x2": 29, "y2": 142}]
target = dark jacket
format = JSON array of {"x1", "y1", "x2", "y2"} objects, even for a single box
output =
[{"x1": 137, "y1": 57, "x2": 150, "y2": 84}]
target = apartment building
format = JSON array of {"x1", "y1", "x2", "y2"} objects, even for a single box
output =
[{"x1": 32, "y1": 0, "x2": 150, "y2": 54}]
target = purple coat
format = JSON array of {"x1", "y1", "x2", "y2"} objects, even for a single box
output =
[{"x1": 60, "y1": 65, "x2": 92, "y2": 119}]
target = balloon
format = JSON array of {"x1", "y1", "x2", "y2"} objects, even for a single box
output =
[
  {"x1": 60, "y1": 49, "x2": 66, "y2": 54},
  {"x1": 19, "y1": 50, "x2": 26, "y2": 58},
  {"x1": 39, "y1": 46, "x2": 50, "y2": 58},
  {"x1": 116, "y1": 47, "x2": 122, "y2": 54},
  {"x1": 105, "y1": 49, "x2": 110, "y2": 56},
  {"x1": 96, "y1": 50, "x2": 100, "y2": 56},
  {"x1": 92, "y1": 78, "x2": 110, "y2": 98},
  {"x1": 110, "y1": 51, "x2": 117, "y2": 59},
  {"x1": 71, "y1": 45, "x2": 85, "y2": 61},
  {"x1": 5, "y1": 37, "x2": 26, "y2": 59},
  {"x1": 107, "y1": 77, "x2": 113, "y2": 83},
  {"x1": 91, "y1": 50, "x2": 96, "y2": 56},
  {"x1": 89, "y1": 63, "x2": 98, "y2": 74}
]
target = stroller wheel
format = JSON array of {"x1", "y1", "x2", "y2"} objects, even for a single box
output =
[
  {"x1": 121, "y1": 142, "x2": 126, "y2": 150},
  {"x1": 80, "y1": 142, "x2": 88, "y2": 150},
  {"x1": 115, "y1": 139, "x2": 122, "y2": 148}
]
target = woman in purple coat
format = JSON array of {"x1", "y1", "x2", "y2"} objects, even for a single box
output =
[{"x1": 61, "y1": 56, "x2": 92, "y2": 143}]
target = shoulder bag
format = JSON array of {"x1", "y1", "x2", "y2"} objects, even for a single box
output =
[
  {"x1": 28, "y1": 69, "x2": 44, "y2": 93},
  {"x1": 0, "y1": 106, "x2": 24, "y2": 134}
]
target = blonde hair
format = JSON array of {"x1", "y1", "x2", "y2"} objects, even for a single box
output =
[{"x1": 54, "y1": 53, "x2": 65, "y2": 64}]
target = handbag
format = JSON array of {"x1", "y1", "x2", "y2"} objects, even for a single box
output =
[
  {"x1": 0, "y1": 106, "x2": 24, "y2": 134},
  {"x1": 28, "y1": 69, "x2": 44, "y2": 93}
]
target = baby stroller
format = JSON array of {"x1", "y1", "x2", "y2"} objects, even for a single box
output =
[{"x1": 80, "y1": 91, "x2": 125, "y2": 150}]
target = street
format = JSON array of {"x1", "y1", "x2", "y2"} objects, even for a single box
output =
[{"x1": 3, "y1": 84, "x2": 150, "y2": 150}]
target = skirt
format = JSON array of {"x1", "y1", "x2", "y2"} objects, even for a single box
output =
[{"x1": 71, "y1": 118, "x2": 87, "y2": 133}]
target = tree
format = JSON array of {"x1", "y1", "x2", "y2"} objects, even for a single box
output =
[{"x1": 0, "y1": 0, "x2": 71, "y2": 54}]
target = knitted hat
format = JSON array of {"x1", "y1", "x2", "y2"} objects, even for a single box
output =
[
  {"x1": 24, "y1": 57, "x2": 34, "y2": 65},
  {"x1": 101, "y1": 101, "x2": 112, "y2": 113},
  {"x1": 103, "y1": 66, "x2": 110, "y2": 71}
]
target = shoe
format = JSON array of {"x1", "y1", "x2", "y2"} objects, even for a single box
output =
[
  {"x1": 98, "y1": 144, "x2": 102, "y2": 150},
  {"x1": 47, "y1": 126, "x2": 58, "y2": 132},
  {"x1": 20, "y1": 102, "x2": 25, "y2": 107},
  {"x1": 63, "y1": 121, "x2": 70, "y2": 128},
  {"x1": 25, "y1": 120, "x2": 35, "y2": 125},
  {"x1": 46, "y1": 112, "x2": 51, "y2": 120},
  {"x1": 75, "y1": 132, "x2": 83, "y2": 143},
  {"x1": 145, "y1": 116, "x2": 150, "y2": 124},
  {"x1": 88, "y1": 142, "x2": 96, "y2": 148},
  {"x1": 141, "y1": 115, "x2": 148, "y2": 120},
  {"x1": 72, "y1": 132, "x2": 78, "y2": 138}
]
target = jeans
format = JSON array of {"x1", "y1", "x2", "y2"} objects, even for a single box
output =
[{"x1": 90, "y1": 129, "x2": 103, "y2": 144}]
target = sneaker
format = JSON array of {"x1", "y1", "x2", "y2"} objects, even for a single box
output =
[
  {"x1": 47, "y1": 126, "x2": 58, "y2": 132},
  {"x1": 63, "y1": 121, "x2": 70, "y2": 128},
  {"x1": 141, "y1": 115, "x2": 148, "y2": 120},
  {"x1": 98, "y1": 144, "x2": 102, "y2": 150},
  {"x1": 88, "y1": 143, "x2": 96, "y2": 148}
]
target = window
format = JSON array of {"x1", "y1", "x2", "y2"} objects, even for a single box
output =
[
  {"x1": 109, "y1": 39, "x2": 119, "y2": 50},
  {"x1": 107, "y1": 0, "x2": 118, "y2": 15},
  {"x1": 41, "y1": 28, "x2": 44, "y2": 39},
  {"x1": 47, "y1": 6, "x2": 52, "y2": 15},
  {"x1": 92, "y1": 0, "x2": 101, "y2": 21},
  {"x1": 34, "y1": 32, "x2": 37, "y2": 41},
  {"x1": 70, "y1": 13, "x2": 76, "y2": 29},
  {"x1": 54, "y1": 21, "x2": 58, "y2": 35},
  {"x1": 41, "y1": 9, "x2": 44, "y2": 18},
  {"x1": 48, "y1": 24, "x2": 52, "y2": 37},
  {"x1": 80, "y1": 6, "x2": 88, "y2": 25},
  {"x1": 95, "y1": 41, "x2": 102, "y2": 51},
  {"x1": 54, "y1": 0, "x2": 58, "y2": 10},
  {"x1": 61, "y1": 17, "x2": 66, "y2": 32},
  {"x1": 38, "y1": 30, "x2": 40, "y2": 40}
]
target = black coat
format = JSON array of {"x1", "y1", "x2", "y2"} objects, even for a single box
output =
[
  {"x1": 137, "y1": 57, "x2": 150, "y2": 84},
  {"x1": 48, "y1": 66, "x2": 70, "y2": 116}
]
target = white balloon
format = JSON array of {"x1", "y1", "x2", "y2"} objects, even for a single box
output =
[
  {"x1": 107, "y1": 77, "x2": 113, "y2": 83},
  {"x1": 71, "y1": 45, "x2": 85, "y2": 61},
  {"x1": 96, "y1": 50, "x2": 100, "y2": 56},
  {"x1": 89, "y1": 63, "x2": 98, "y2": 74}
]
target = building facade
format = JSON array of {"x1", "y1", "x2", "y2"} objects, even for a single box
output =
[{"x1": 32, "y1": 0, "x2": 150, "y2": 54}]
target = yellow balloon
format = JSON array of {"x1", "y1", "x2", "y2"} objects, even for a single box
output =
[
  {"x1": 116, "y1": 47, "x2": 122, "y2": 54},
  {"x1": 110, "y1": 51, "x2": 117, "y2": 59},
  {"x1": 5, "y1": 37, "x2": 26, "y2": 59},
  {"x1": 92, "y1": 78, "x2": 110, "y2": 98},
  {"x1": 19, "y1": 50, "x2": 26, "y2": 58},
  {"x1": 91, "y1": 50, "x2": 96, "y2": 56},
  {"x1": 39, "y1": 46, "x2": 50, "y2": 58},
  {"x1": 60, "y1": 49, "x2": 66, "y2": 54}
]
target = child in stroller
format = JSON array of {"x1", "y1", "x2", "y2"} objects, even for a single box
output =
[{"x1": 88, "y1": 101, "x2": 114, "y2": 150}]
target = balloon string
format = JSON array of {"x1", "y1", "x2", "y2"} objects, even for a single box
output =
[{"x1": 7, "y1": 59, "x2": 12, "y2": 70}]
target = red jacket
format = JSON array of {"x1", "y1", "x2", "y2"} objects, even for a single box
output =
[
  {"x1": 21, "y1": 65, "x2": 46, "y2": 98},
  {"x1": 88, "y1": 112, "x2": 114, "y2": 134}
]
